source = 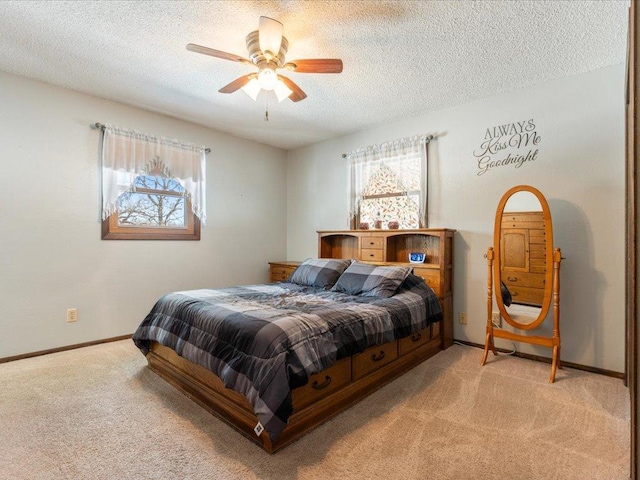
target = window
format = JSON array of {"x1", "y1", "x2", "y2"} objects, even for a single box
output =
[
  {"x1": 99, "y1": 124, "x2": 207, "y2": 240},
  {"x1": 348, "y1": 136, "x2": 430, "y2": 229},
  {"x1": 359, "y1": 160, "x2": 421, "y2": 229},
  {"x1": 102, "y1": 169, "x2": 200, "y2": 240}
]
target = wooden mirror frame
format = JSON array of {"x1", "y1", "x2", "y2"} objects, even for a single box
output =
[
  {"x1": 495, "y1": 185, "x2": 553, "y2": 330},
  {"x1": 481, "y1": 184, "x2": 563, "y2": 382}
]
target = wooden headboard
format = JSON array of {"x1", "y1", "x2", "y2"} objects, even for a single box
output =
[{"x1": 317, "y1": 228, "x2": 454, "y2": 347}]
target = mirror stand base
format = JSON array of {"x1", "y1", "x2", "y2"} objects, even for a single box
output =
[
  {"x1": 481, "y1": 243, "x2": 563, "y2": 383},
  {"x1": 480, "y1": 332, "x2": 497, "y2": 366},
  {"x1": 482, "y1": 327, "x2": 562, "y2": 382}
]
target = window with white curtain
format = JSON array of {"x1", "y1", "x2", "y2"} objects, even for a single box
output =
[
  {"x1": 348, "y1": 135, "x2": 430, "y2": 230},
  {"x1": 99, "y1": 124, "x2": 207, "y2": 240}
]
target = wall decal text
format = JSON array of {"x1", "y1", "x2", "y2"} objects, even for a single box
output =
[{"x1": 474, "y1": 119, "x2": 541, "y2": 176}]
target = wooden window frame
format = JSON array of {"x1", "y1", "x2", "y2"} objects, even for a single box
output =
[{"x1": 102, "y1": 188, "x2": 201, "y2": 240}]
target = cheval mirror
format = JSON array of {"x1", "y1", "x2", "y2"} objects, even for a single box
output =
[{"x1": 481, "y1": 185, "x2": 563, "y2": 382}]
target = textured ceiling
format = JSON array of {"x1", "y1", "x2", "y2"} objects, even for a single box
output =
[{"x1": 0, "y1": 1, "x2": 628, "y2": 150}]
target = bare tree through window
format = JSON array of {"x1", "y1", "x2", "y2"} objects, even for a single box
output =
[{"x1": 117, "y1": 175, "x2": 186, "y2": 227}]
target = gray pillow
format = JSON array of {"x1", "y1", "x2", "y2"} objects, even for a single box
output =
[
  {"x1": 331, "y1": 262, "x2": 412, "y2": 298},
  {"x1": 288, "y1": 258, "x2": 353, "y2": 288}
]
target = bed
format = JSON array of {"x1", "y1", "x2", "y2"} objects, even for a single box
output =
[{"x1": 133, "y1": 258, "x2": 450, "y2": 453}]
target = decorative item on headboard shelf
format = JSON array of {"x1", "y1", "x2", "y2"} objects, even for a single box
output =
[
  {"x1": 409, "y1": 252, "x2": 426, "y2": 263},
  {"x1": 374, "y1": 211, "x2": 382, "y2": 229},
  {"x1": 388, "y1": 221, "x2": 399, "y2": 229},
  {"x1": 359, "y1": 222, "x2": 369, "y2": 230}
]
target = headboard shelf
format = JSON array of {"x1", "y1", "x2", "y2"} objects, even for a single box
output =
[
  {"x1": 319, "y1": 233, "x2": 359, "y2": 259},
  {"x1": 318, "y1": 228, "x2": 455, "y2": 347}
]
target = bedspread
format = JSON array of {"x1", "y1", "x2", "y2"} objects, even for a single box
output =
[{"x1": 132, "y1": 273, "x2": 442, "y2": 441}]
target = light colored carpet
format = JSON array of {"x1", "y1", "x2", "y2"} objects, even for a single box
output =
[{"x1": 0, "y1": 340, "x2": 630, "y2": 480}]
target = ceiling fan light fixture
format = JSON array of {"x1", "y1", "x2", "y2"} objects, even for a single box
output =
[
  {"x1": 257, "y1": 68, "x2": 278, "y2": 90},
  {"x1": 274, "y1": 79, "x2": 293, "y2": 102},
  {"x1": 241, "y1": 78, "x2": 261, "y2": 101}
]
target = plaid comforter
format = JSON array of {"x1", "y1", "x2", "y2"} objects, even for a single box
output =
[{"x1": 132, "y1": 274, "x2": 442, "y2": 441}]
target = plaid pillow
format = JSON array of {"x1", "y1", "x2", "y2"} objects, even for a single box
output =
[
  {"x1": 288, "y1": 258, "x2": 353, "y2": 288},
  {"x1": 331, "y1": 262, "x2": 412, "y2": 298}
]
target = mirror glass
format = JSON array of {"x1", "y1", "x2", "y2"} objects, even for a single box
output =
[{"x1": 494, "y1": 186, "x2": 553, "y2": 330}]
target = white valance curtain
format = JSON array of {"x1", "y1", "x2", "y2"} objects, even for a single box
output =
[
  {"x1": 347, "y1": 135, "x2": 430, "y2": 227},
  {"x1": 101, "y1": 124, "x2": 207, "y2": 224}
]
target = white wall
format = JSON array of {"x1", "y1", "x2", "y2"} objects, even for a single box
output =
[
  {"x1": 0, "y1": 71, "x2": 288, "y2": 358},
  {"x1": 287, "y1": 64, "x2": 626, "y2": 373}
]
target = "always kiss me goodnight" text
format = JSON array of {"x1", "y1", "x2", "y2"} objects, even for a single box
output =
[{"x1": 473, "y1": 119, "x2": 541, "y2": 176}]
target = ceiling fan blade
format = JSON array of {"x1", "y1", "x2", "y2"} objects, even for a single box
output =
[
  {"x1": 283, "y1": 59, "x2": 343, "y2": 74},
  {"x1": 278, "y1": 75, "x2": 307, "y2": 102},
  {"x1": 219, "y1": 74, "x2": 254, "y2": 94},
  {"x1": 259, "y1": 16, "x2": 283, "y2": 56},
  {"x1": 186, "y1": 43, "x2": 251, "y2": 64}
]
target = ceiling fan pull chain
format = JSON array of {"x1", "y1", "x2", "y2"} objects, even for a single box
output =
[{"x1": 265, "y1": 98, "x2": 269, "y2": 122}]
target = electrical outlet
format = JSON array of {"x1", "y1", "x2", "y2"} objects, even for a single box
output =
[
  {"x1": 492, "y1": 311, "x2": 501, "y2": 327},
  {"x1": 67, "y1": 308, "x2": 78, "y2": 323},
  {"x1": 458, "y1": 312, "x2": 467, "y2": 325}
]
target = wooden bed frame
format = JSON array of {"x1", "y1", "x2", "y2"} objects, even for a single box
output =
[
  {"x1": 147, "y1": 320, "x2": 447, "y2": 453},
  {"x1": 144, "y1": 229, "x2": 454, "y2": 453}
]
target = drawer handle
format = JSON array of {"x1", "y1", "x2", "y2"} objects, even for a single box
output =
[
  {"x1": 371, "y1": 351, "x2": 386, "y2": 362},
  {"x1": 507, "y1": 277, "x2": 517, "y2": 282},
  {"x1": 369, "y1": 254, "x2": 375, "y2": 257},
  {"x1": 411, "y1": 333, "x2": 422, "y2": 342},
  {"x1": 312, "y1": 375, "x2": 332, "y2": 390}
]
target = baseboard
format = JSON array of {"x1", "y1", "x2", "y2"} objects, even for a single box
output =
[
  {"x1": 1, "y1": 335, "x2": 625, "y2": 381},
  {"x1": 0, "y1": 334, "x2": 133, "y2": 364},
  {"x1": 455, "y1": 339, "x2": 625, "y2": 380}
]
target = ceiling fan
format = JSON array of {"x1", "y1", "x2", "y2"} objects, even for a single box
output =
[{"x1": 187, "y1": 16, "x2": 343, "y2": 103}]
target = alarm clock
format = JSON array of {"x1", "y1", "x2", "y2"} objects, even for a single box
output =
[{"x1": 409, "y1": 252, "x2": 426, "y2": 263}]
